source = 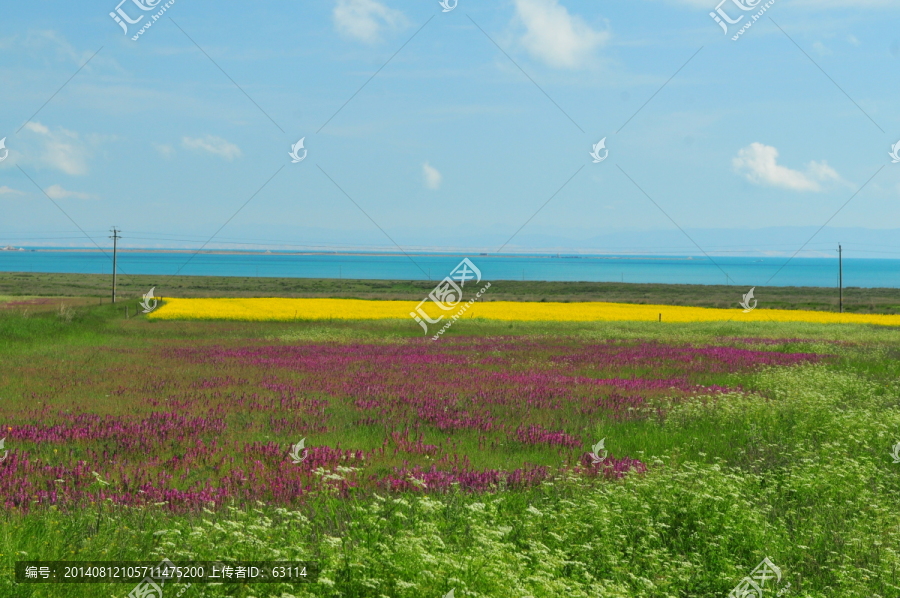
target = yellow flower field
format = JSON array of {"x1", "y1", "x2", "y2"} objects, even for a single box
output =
[{"x1": 147, "y1": 297, "x2": 900, "y2": 326}]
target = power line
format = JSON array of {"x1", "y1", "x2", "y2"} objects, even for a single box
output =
[{"x1": 110, "y1": 227, "x2": 121, "y2": 303}]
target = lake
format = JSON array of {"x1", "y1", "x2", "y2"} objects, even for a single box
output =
[{"x1": 1, "y1": 250, "x2": 898, "y2": 288}]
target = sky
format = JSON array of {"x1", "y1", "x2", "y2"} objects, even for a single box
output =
[{"x1": 1, "y1": 0, "x2": 899, "y2": 257}]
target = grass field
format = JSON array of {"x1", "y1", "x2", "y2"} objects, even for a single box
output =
[
  {"x1": 3, "y1": 271, "x2": 900, "y2": 313},
  {"x1": 1, "y1": 286, "x2": 899, "y2": 597}
]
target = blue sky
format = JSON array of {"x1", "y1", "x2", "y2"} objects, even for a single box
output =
[{"x1": 1, "y1": 0, "x2": 899, "y2": 256}]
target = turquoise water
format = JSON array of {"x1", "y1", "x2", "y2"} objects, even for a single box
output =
[{"x1": 1, "y1": 250, "x2": 898, "y2": 288}]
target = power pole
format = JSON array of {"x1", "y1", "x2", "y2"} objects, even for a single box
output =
[
  {"x1": 838, "y1": 244, "x2": 843, "y2": 313},
  {"x1": 110, "y1": 227, "x2": 121, "y2": 303}
]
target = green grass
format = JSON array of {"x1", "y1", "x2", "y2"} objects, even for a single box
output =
[
  {"x1": 1, "y1": 304, "x2": 899, "y2": 597},
  {"x1": 3, "y1": 271, "x2": 900, "y2": 313}
]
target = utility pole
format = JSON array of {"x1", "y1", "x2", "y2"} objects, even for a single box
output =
[
  {"x1": 110, "y1": 227, "x2": 121, "y2": 303},
  {"x1": 838, "y1": 244, "x2": 843, "y2": 313}
]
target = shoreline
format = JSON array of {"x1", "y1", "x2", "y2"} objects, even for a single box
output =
[
  {"x1": 1, "y1": 248, "x2": 701, "y2": 260},
  {"x1": 0, "y1": 248, "x2": 888, "y2": 261}
]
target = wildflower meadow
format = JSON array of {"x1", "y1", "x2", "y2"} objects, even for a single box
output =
[{"x1": 1, "y1": 302, "x2": 899, "y2": 597}]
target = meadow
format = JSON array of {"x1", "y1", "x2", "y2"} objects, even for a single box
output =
[
  {"x1": 1, "y1": 298, "x2": 899, "y2": 597},
  {"x1": 4, "y1": 271, "x2": 900, "y2": 313}
]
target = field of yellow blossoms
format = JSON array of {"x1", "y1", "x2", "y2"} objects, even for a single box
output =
[{"x1": 147, "y1": 297, "x2": 900, "y2": 326}]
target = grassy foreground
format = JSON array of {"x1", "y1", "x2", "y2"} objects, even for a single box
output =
[{"x1": 1, "y1": 302, "x2": 899, "y2": 597}]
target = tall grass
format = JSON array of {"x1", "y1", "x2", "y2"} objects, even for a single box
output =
[{"x1": 1, "y1": 308, "x2": 899, "y2": 596}]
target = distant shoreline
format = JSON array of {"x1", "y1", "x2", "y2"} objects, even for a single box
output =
[{"x1": 4, "y1": 249, "x2": 707, "y2": 261}]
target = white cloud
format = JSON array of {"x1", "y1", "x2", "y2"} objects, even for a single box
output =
[
  {"x1": 155, "y1": 144, "x2": 175, "y2": 159},
  {"x1": 45, "y1": 184, "x2": 96, "y2": 200},
  {"x1": 513, "y1": 0, "x2": 609, "y2": 69},
  {"x1": 181, "y1": 135, "x2": 242, "y2": 161},
  {"x1": 23, "y1": 121, "x2": 89, "y2": 175},
  {"x1": 423, "y1": 162, "x2": 442, "y2": 190},
  {"x1": 806, "y1": 160, "x2": 841, "y2": 183},
  {"x1": 44, "y1": 137, "x2": 88, "y2": 175},
  {"x1": 0, "y1": 186, "x2": 25, "y2": 196},
  {"x1": 732, "y1": 143, "x2": 842, "y2": 192},
  {"x1": 812, "y1": 41, "x2": 831, "y2": 56},
  {"x1": 24, "y1": 122, "x2": 50, "y2": 135},
  {"x1": 23, "y1": 30, "x2": 112, "y2": 70},
  {"x1": 333, "y1": 0, "x2": 406, "y2": 44}
]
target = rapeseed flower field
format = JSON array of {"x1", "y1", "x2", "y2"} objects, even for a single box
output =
[{"x1": 149, "y1": 297, "x2": 900, "y2": 326}]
